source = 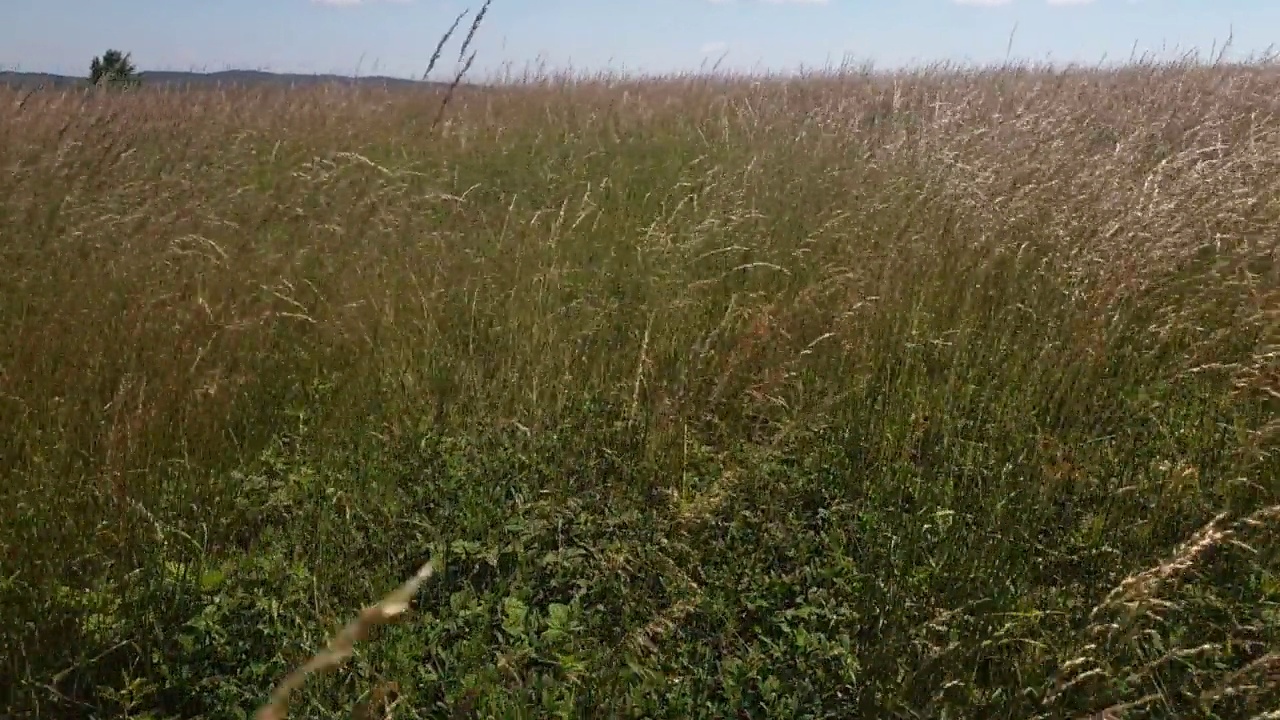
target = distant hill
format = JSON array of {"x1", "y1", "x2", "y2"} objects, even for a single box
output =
[{"x1": 0, "y1": 69, "x2": 452, "y2": 91}]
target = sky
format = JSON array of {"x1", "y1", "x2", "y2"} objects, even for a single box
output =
[{"x1": 2, "y1": 0, "x2": 1278, "y2": 80}]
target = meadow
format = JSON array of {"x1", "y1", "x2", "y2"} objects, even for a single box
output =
[{"x1": 2, "y1": 56, "x2": 1279, "y2": 718}]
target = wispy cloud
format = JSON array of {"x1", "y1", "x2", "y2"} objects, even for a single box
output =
[
  {"x1": 952, "y1": 0, "x2": 1098, "y2": 4},
  {"x1": 312, "y1": 0, "x2": 410, "y2": 6},
  {"x1": 701, "y1": 41, "x2": 729, "y2": 55},
  {"x1": 708, "y1": 0, "x2": 830, "y2": 4}
]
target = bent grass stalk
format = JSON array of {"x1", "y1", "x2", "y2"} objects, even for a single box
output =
[{"x1": 254, "y1": 562, "x2": 435, "y2": 720}]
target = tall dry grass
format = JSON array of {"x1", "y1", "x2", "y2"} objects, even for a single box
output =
[{"x1": 1, "y1": 52, "x2": 1278, "y2": 718}]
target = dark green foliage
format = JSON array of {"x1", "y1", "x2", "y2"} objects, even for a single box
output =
[{"x1": 90, "y1": 49, "x2": 138, "y2": 87}]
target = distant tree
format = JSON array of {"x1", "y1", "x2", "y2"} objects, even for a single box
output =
[{"x1": 89, "y1": 49, "x2": 138, "y2": 87}]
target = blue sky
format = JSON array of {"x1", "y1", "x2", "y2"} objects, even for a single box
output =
[{"x1": 2, "y1": 0, "x2": 1277, "y2": 79}]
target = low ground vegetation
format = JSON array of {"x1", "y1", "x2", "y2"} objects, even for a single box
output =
[{"x1": 2, "y1": 58, "x2": 1279, "y2": 718}]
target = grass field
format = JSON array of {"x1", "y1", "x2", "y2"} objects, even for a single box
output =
[{"x1": 3, "y1": 55, "x2": 1280, "y2": 718}]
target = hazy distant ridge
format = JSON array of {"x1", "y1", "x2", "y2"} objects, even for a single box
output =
[{"x1": 0, "y1": 69, "x2": 444, "y2": 89}]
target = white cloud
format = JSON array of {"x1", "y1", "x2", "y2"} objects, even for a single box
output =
[
  {"x1": 951, "y1": 0, "x2": 1098, "y2": 4},
  {"x1": 708, "y1": 0, "x2": 830, "y2": 4},
  {"x1": 701, "y1": 41, "x2": 729, "y2": 55},
  {"x1": 312, "y1": 0, "x2": 409, "y2": 5}
]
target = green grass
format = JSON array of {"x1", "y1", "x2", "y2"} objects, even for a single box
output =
[{"x1": 2, "y1": 59, "x2": 1279, "y2": 719}]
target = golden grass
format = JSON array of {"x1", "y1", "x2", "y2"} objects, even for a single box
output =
[{"x1": 1, "y1": 39, "x2": 1279, "y2": 718}]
